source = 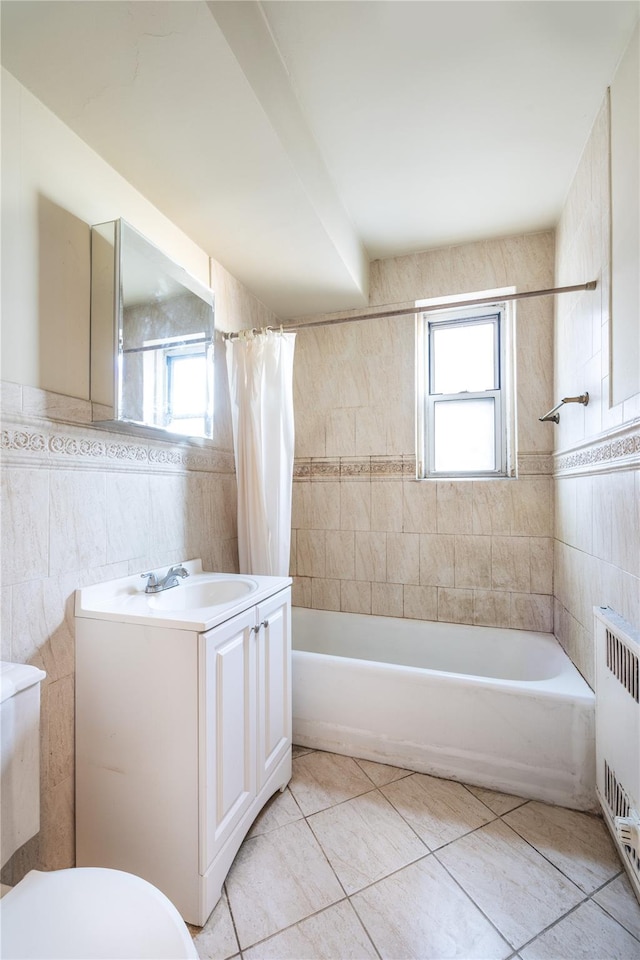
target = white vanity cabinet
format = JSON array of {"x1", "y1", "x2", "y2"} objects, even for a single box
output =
[
  {"x1": 201, "y1": 590, "x2": 291, "y2": 873},
  {"x1": 75, "y1": 566, "x2": 291, "y2": 927}
]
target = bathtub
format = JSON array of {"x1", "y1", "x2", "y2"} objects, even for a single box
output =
[{"x1": 292, "y1": 608, "x2": 596, "y2": 811}]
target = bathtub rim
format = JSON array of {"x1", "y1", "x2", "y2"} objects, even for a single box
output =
[{"x1": 292, "y1": 640, "x2": 594, "y2": 706}]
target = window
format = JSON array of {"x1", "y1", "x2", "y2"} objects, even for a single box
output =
[
  {"x1": 142, "y1": 334, "x2": 212, "y2": 436},
  {"x1": 416, "y1": 301, "x2": 513, "y2": 478}
]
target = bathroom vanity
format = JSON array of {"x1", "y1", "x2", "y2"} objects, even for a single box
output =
[{"x1": 74, "y1": 561, "x2": 292, "y2": 926}]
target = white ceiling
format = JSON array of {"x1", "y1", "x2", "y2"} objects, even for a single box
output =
[{"x1": 1, "y1": 1, "x2": 638, "y2": 319}]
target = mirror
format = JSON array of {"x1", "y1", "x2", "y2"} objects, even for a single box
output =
[{"x1": 91, "y1": 219, "x2": 215, "y2": 440}]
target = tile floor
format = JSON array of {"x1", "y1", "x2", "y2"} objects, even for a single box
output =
[{"x1": 189, "y1": 747, "x2": 640, "y2": 960}]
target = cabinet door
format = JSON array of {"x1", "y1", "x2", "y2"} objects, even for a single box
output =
[
  {"x1": 200, "y1": 607, "x2": 256, "y2": 873},
  {"x1": 256, "y1": 589, "x2": 292, "y2": 791}
]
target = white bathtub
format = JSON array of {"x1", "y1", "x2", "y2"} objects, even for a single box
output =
[{"x1": 292, "y1": 608, "x2": 596, "y2": 811}]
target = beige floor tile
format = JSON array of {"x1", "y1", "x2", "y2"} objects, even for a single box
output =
[
  {"x1": 351, "y1": 855, "x2": 511, "y2": 959},
  {"x1": 247, "y1": 787, "x2": 303, "y2": 838},
  {"x1": 224, "y1": 819, "x2": 343, "y2": 950},
  {"x1": 242, "y1": 900, "x2": 377, "y2": 959},
  {"x1": 308, "y1": 790, "x2": 427, "y2": 894},
  {"x1": 292, "y1": 744, "x2": 315, "y2": 758},
  {"x1": 465, "y1": 783, "x2": 526, "y2": 815},
  {"x1": 436, "y1": 819, "x2": 584, "y2": 949},
  {"x1": 520, "y1": 900, "x2": 640, "y2": 959},
  {"x1": 504, "y1": 801, "x2": 621, "y2": 893},
  {"x1": 381, "y1": 773, "x2": 496, "y2": 849},
  {"x1": 289, "y1": 751, "x2": 374, "y2": 815},
  {"x1": 593, "y1": 872, "x2": 640, "y2": 940},
  {"x1": 354, "y1": 757, "x2": 412, "y2": 786},
  {"x1": 188, "y1": 890, "x2": 238, "y2": 960}
]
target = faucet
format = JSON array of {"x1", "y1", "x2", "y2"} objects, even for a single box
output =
[{"x1": 141, "y1": 565, "x2": 190, "y2": 594}]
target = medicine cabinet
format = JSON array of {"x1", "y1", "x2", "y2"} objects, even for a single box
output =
[{"x1": 91, "y1": 219, "x2": 215, "y2": 440}]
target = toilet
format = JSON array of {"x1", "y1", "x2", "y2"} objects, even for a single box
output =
[{"x1": 0, "y1": 661, "x2": 198, "y2": 960}]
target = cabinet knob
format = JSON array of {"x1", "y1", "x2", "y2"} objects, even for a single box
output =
[{"x1": 253, "y1": 619, "x2": 269, "y2": 634}]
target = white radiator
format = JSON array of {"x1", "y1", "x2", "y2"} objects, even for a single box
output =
[{"x1": 595, "y1": 606, "x2": 640, "y2": 903}]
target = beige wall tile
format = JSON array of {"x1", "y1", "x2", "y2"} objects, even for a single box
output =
[
  {"x1": 309, "y1": 482, "x2": 341, "y2": 531},
  {"x1": 436, "y1": 482, "x2": 473, "y2": 534},
  {"x1": 403, "y1": 481, "x2": 437, "y2": 534},
  {"x1": 371, "y1": 481, "x2": 403, "y2": 532},
  {"x1": 326, "y1": 530, "x2": 355, "y2": 580},
  {"x1": 289, "y1": 528, "x2": 297, "y2": 577},
  {"x1": 511, "y1": 479, "x2": 553, "y2": 538},
  {"x1": 49, "y1": 470, "x2": 107, "y2": 574},
  {"x1": 106, "y1": 472, "x2": 150, "y2": 563},
  {"x1": 387, "y1": 532, "x2": 419, "y2": 585},
  {"x1": 296, "y1": 529, "x2": 326, "y2": 579},
  {"x1": 530, "y1": 538, "x2": 553, "y2": 595},
  {"x1": 355, "y1": 531, "x2": 387, "y2": 582},
  {"x1": 438, "y1": 587, "x2": 474, "y2": 624},
  {"x1": 147, "y1": 474, "x2": 188, "y2": 557},
  {"x1": 45, "y1": 675, "x2": 75, "y2": 787},
  {"x1": 341, "y1": 580, "x2": 372, "y2": 614},
  {"x1": 292, "y1": 576, "x2": 312, "y2": 607},
  {"x1": 1, "y1": 467, "x2": 50, "y2": 584},
  {"x1": 455, "y1": 535, "x2": 492, "y2": 589},
  {"x1": 325, "y1": 408, "x2": 356, "y2": 457},
  {"x1": 11, "y1": 576, "x2": 75, "y2": 682},
  {"x1": 403, "y1": 585, "x2": 438, "y2": 621},
  {"x1": 473, "y1": 590, "x2": 511, "y2": 628},
  {"x1": 420, "y1": 534, "x2": 455, "y2": 587},
  {"x1": 492, "y1": 537, "x2": 530, "y2": 592},
  {"x1": 372, "y1": 582, "x2": 404, "y2": 617},
  {"x1": 311, "y1": 578, "x2": 341, "y2": 611},
  {"x1": 510, "y1": 593, "x2": 553, "y2": 632},
  {"x1": 355, "y1": 407, "x2": 387, "y2": 455},
  {"x1": 472, "y1": 480, "x2": 513, "y2": 535},
  {"x1": 39, "y1": 774, "x2": 75, "y2": 871},
  {"x1": 340, "y1": 481, "x2": 371, "y2": 531}
]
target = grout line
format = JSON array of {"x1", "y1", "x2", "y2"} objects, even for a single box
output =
[
  {"x1": 588, "y1": 870, "x2": 640, "y2": 944},
  {"x1": 430, "y1": 848, "x2": 517, "y2": 953},
  {"x1": 221, "y1": 882, "x2": 243, "y2": 960},
  {"x1": 497, "y1": 807, "x2": 622, "y2": 896},
  {"x1": 513, "y1": 893, "x2": 592, "y2": 955}
]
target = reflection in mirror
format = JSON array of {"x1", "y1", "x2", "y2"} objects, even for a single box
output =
[{"x1": 91, "y1": 219, "x2": 215, "y2": 440}]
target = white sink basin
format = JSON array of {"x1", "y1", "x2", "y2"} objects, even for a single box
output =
[{"x1": 148, "y1": 577, "x2": 258, "y2": 612}]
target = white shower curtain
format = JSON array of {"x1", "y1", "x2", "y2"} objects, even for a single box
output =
[{"x1": 225, "y1": 328, "x2": 296, "y2": 577}]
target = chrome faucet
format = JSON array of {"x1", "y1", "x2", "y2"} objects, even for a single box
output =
[{"x1": 141, "y1": 565, "x2": 190, "y2": 594}]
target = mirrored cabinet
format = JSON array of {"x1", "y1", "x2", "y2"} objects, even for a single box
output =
[{"x1": 91, "y1": 219, "x2": 215, "y2": 441}]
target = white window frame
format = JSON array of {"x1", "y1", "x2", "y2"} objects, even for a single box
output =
[{"x1": 416, "y1": 300, "x2": 514, "y2": 479}]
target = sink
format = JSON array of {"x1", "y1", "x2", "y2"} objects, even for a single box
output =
[{"x1": 148, "y1": 577, "x2": 258, "y2": 611}]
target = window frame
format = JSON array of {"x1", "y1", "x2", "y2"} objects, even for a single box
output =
[{"x1": 416, "y1": 301, "x2": 511, "y2": 479}]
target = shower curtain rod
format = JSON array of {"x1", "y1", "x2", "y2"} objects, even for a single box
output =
[{"x1": 224, "y1": 279, "x2": 596, "y2": 338}]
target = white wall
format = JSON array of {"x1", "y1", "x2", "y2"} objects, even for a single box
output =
[{"x1": 1, "y1": 68, "x2": 211, "y2": 397}]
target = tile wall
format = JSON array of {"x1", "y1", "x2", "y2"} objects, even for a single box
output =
[
  {"x1": 553, "y1": 96, "x2": 640, "y2": 687},
  {"x1": 290, "y1": 231, "x2": 557, "y2": 633}
]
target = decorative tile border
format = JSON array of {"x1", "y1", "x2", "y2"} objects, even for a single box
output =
[
  {"x1": 294, "y1": 453, "x2": 552, "y2": 480},
  {"x1": 553, "y1": 420, "x2": 640, "y2": 476},
  {"x1": 517, "y1": 453, "x2": 553, "y2": 476},
  {"x1": 1, "y1": 416, "x2": 235, "y2": 474},
  {"x1": 294, "y1": 456, "x2": 409, "y2": 481}
]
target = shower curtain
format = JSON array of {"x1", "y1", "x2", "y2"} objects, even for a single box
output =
[{"x1": 225, "y1": 328, "x2": 296, "y2": 577}]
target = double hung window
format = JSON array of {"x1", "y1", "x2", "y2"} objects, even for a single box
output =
[{"x1": 416, "y1": 301, "x2": 512, "y2": 478}]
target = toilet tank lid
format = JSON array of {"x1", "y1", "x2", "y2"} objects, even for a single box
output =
[{"x1": 0, "y1": 662, "x2": 47, "y2": 703}]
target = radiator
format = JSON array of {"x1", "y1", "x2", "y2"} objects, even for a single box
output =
[{"x1": 595, "y1": 606, "x2": 640, "y2": 903}]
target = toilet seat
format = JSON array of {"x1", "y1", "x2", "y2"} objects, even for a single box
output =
[{"x1": 0, "y1": 867, "x2": 198, "y2": 959}]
